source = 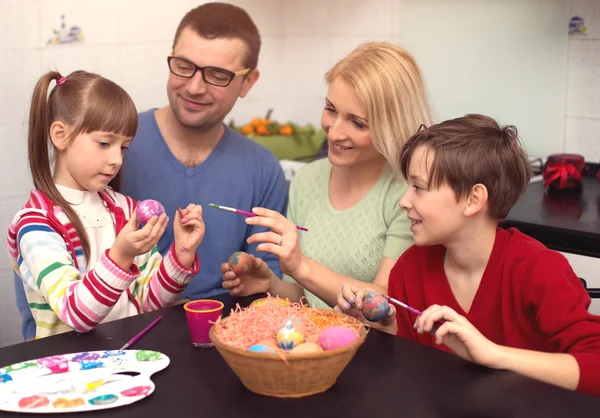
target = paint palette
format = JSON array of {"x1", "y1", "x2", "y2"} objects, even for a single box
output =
[{"x1": 0, "y1": 350, "x2": 169, "y2": 414}]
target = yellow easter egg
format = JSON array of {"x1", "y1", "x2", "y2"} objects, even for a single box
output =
[{"x1": 276, "y1": 317, "x2": 306, "y2": 350}]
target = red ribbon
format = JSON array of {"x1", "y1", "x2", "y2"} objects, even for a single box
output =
[{"x1": 543, "y1": 161, "x2": 583, "y2": 189}]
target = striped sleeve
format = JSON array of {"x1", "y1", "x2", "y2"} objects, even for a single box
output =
[
  {"x1": 17, "y1": 214, "x2": 140, "y2": 333},
  {"x1": 131, "y1": 243, "x2": 200, "y2": 312}
]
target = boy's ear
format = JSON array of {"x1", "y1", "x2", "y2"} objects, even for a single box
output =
[
  {"x1": 464, "y1": 183, "x2": 489, "y2": 217},
  {"x1": 49, "y1": 121, "x2": 69, "y2": 151}
]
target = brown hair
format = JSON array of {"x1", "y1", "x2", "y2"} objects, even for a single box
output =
[
  {"x1": 325, "y1": 42, "x2": 432, "y2": 176},
  {"x1": 173, "y1": 2, "x2": 261, "y2": 69},
  {"x1": 399, "y1": 114, "x2": 531, "y2": 219},
  {"x1": 28, "y1": 70, "x2": 138, "y2": 262}
]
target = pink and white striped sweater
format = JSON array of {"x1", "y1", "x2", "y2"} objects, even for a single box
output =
[{"x1": 6, "y1": 188, "x2": 199, "y2": 338}]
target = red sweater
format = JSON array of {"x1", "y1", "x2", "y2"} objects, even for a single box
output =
[{"x1": 388, "y1": 227, "x2": 600, "y2": 397}]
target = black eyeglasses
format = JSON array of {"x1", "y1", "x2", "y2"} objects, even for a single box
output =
[{"x1": 167, "y1": 56, "x2": 251, "y2": 87}]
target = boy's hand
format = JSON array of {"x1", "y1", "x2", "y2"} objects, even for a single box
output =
[
  {"x1": 415, "y1": 305, "x2": 503, "y2": 368},
  {"x1": 173, "y1": 204, "x2": 205, "y2": 268},
  {"x1": 333, "y1": 284, "x2": 398, "y2": 335},
  {"x1": 109, "y1": 210, "x2": 168, "y2": 270},
  {"x1": 221, "y1": 255, "x2": 272, "y2": 297}
]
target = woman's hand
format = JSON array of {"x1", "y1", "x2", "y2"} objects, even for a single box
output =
[{"x1": 245, "y1": 207, "x2": 308, "y2": 279}]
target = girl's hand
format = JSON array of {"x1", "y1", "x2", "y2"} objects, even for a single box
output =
[
  {"x1": 333, "y1": 284, "x2": 398, "y2": 335},
  {"x1": 109, "y1": 210, "x2": 168, "y2": 270},
  {"x1": 221, "y1": 254, "x2": 273, "y2": 297},
  {"x1": 415, "y1": 305, "x2": 503, "y2": 368},
  {"x1": 245, "y1": 207, "x2": 307, "y2": 278},
  {"x1": 173, "y1": 204, "x2": 205, "y2": 267}
]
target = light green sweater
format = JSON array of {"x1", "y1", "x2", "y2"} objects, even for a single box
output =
[{"x1": 286, "y1": 158, "x2": 413, "y2": 309}]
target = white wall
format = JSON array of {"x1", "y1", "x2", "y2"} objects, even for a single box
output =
[
  {"x1": 398, "y1": 0, "x2": 569, "y2": 159},
  {"x1": 565, "y1": 0, "x2": 600, "y2": 161}
]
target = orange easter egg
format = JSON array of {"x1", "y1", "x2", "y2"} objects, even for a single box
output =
[{"x1": 228, "y1": 251, "x2": 252, "y2": 276}]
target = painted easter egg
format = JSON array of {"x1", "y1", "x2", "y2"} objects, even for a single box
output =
[
  {"x1": 361, "y1": 291, "x2": 390, "y2": 322},
  {"x1": 290, "y1": 342, "x2": 324, "y2": 354},
  {"x1": 251, "y1": 297, "x2": 290, "y2": 308},
  {"x1": 256, "y1": 338, "x2": 280, "y2": 351},
  {"x1": 248, "y1": 344, "x2": 277, "y2": 354},
  {"x1": 228, "y1": 251, "x2": 253, "y2": 276},
  {"x1": 276, "y1": 317, "x2": 306, "y2": 350},
  {"x1": 318, "y1": 326, "x2": 358, "y2": 350},
  {"x1": 136, "y1": 199, "x2": 166, "y2": 224}
]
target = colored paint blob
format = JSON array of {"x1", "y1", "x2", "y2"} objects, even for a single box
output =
[
  {"x1": 18, "y1": 395, "x2": 50, "y2": 409},
  {"x1": 89, "y1": 394, "x2": 118, "y2": 406},
  {"x1": 0, "y1": 374, "x2": 12, "y2": 383},
  {"x1": 135, "y1": 350, "x2": 162, "y2": 361},
  {"x1": 228, "y1": 251, "x2": 253, "y2": 276},
  {"x1": 53, "y1": 398, "x2": 85, "y2": 408},
  {"x1": 136, "y1": 199, "x2": 165, "y2": 224},
  {"x1": 318, "y1": 326, "x2": 358, "y2": 350},
  {"x1": 361, "y1": 292, "x2": 390, "y2": 322},
  {"x1": 121, "y1": 385, "x2": 151, "y2": 397}
]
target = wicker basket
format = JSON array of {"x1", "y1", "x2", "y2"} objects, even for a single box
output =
[{"x1": 209, "y1": 310, "x2": 368, "y2": 398}]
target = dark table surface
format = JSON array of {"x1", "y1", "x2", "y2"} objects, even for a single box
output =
[
  {"x1": 1, "y1": 293, "x2": 599, "y2": 418},
  {"x1": 502, "y1": 177, "x2": 600, "y2": 258}
]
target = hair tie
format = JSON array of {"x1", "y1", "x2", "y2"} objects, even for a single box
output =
[{"x1": 56, "y1": 76, "x2": 67, "y2": 86}]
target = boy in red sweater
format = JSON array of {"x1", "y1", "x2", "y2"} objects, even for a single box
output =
[{"x1": 335, "y1": 114, "x2": 600, "y2": 397}]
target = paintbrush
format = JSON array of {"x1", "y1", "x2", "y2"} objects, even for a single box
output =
[
  {"x1": 120, "y1": 316, "x2": 162, "y2": 350},
  {"x1": 384, "y1": 296, "x2": 443, "y2": 332},
  {"x1": 209, "y1": 203, "x2": 309, "y2": 232}
]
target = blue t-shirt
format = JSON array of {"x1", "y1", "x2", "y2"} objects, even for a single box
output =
[
  {"x1": 14, "y1": 109, "x2": 288, "y2": 340},
  {"x1": 120, "y1": 110, "x2": 288, "y2": 299}
]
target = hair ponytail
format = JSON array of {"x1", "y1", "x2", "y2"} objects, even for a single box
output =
[{"x1": 28, "y1": 72, "x2": 92, "y2": 261}]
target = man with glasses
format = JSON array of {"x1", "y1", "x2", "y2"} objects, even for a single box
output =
[
  {"x1": 120, "y1": 2, "x2": 288, "y2": 303},
  {"x1": 13, "y1": 2, "x2": 288, "y2": 341}
]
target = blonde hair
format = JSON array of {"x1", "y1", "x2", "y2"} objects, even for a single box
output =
[{"x1": 325, "y1": 42, "x2": 432, "y2": 176}]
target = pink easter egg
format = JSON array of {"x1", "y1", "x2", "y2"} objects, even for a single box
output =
[
  {"x1": 136, "y1": 199, "x2": 166, "y2": 224},
  {"x1": 317, "y1": 326, "x2": 358, "y2": 350}
]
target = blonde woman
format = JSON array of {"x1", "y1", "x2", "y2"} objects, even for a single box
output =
[{"x1": 221, "y1": 42, "x2": 432, "y2": 308}]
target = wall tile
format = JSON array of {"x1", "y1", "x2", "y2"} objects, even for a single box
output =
[
  {"x1": 1, "y1": 0, "x2": 41, "y2": 50},
  {"x1": 569, "y1": 0, "x2": 600, "y2": 39},
  {"x1": 41, "y1": 45, "x2": 122, "y2": 82},
  {"x1": 119, "y1": 43, "x2": 172, "y2": 112},
  {"x1": 565, "y1": 117, "x2": 600, "y2": 161},
  {"x1": 0, "y1": 50, "x2": 41, "y2": 126},
  {"x1": 567, "y1": 38, "x2": 600, "y2": 118},
  {"x1": 328, "y1": 0, "x2": 393, "y2": 37},
  {"x1": 39, "y1": 0, "x2": 120, "y2": 47},
  {"x1": 282, "y1": 37, "x2": 331, "y2": 99}
]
